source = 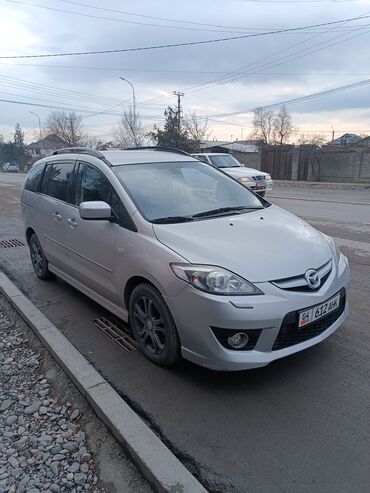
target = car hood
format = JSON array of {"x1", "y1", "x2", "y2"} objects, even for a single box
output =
[
  {"x1": 221, "y1": 167, "x2": 256, "y2": 179},
  {"x1": 153, "y1": 205, "x2": 332, "y2": 283},
  {"x1": 244, "y1": 167, "x2": 266, "y2": 176}
]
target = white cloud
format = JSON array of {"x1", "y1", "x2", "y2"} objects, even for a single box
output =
[{"x1": 1, "y1": 0, "x2": 370, "y2": 141}]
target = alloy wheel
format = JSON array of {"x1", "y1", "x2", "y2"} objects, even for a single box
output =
[
  {"x1": 31, "y1": 239, "x2": 44, "y2": 276},
  {"x1": 133, "y1": 296, "x2": 166, "y2": 355}
]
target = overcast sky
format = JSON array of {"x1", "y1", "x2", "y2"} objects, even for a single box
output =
[{"x1": 1, "y1": 0, "x2": 370, "y2": 143}]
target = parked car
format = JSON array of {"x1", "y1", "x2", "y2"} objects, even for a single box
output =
[
  {"x1": 21, "y1": 147, "x2": 349, "y2": 371},
  {"x1": 3, "y1": 162, "x2": 19, "y2": 173},
  {"x1": 192, "y1": 153, "x2": 272, "y2": 196}
]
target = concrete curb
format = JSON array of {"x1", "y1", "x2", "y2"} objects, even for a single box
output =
[
  {"x1": 0, "y1": 272, "x2": 207, "y2": 493},
  {"x1": 273, "y1": 180, "x2": 370, "y2": 190}
]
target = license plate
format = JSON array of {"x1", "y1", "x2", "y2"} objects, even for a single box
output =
[{"x1": 298, "y1": 293, "x2": 341, "y2": 329}]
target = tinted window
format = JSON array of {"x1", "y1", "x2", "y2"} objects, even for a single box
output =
[
  {"x1": 75, "y1": 163, "x2": 135, "y2": 230},
  {"x1": 43, "y1": 162, "x2": 74, "y2": 202},
  {"x1": 24, "y1": 163, "x2": 44, "y2": 192}
]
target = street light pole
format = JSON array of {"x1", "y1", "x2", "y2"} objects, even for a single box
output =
[
  {"x1": 29, "y1": 111, "x2": 43, "y2": 156},
  {"x1": 119, "y1": 77, "x2": 137, "y2": 146}
]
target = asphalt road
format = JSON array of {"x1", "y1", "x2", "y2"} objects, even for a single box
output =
[{"x1": 1, "y1": 173, "x2": 369, "y2": 493}]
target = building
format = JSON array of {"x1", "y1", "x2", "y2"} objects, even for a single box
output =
[
  {"x1": 28, "y1": 134, "x2": 68, "y2": 160},
  {"x1": 199, "y1": 140, "x2": 264, "y2": 168},
  {"x1": 329, "y1": 133, "x2": 361, "y2": 146},
  {"x1": 200, "y1": 140, "x2": 263, "y2": 153}
]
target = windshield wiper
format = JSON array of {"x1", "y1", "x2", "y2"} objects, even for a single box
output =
[
  {"x1": 193, "y1": 206, "x2": 262, "y2": 218},
  {"x1": 151, "y1": 216, "x2": 194, "y2": 224}
]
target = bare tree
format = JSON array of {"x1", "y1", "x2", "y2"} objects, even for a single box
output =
[
  {"x1": 114, "y1": 108, "x2": 144, "y2": 148},
  {"x1": 298, "y1": 133, "x2": 326, "y2": 181},
  {"x1": 253, "y1": 106, "x2": 296, "y2": 145},
  {"x1": 273, "y1": 105, "x2": 296, "y2": 145},
  {"x1": 183, "y1": 113, "x2": 211, "y2": 149},
  {"x1": 45, "y1": 111, "x2": 85, "y2": 146},
  {"x1": 252, "y1": 107, "x2": 275, "y2": 144}
]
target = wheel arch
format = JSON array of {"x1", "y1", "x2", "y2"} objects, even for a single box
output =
[
  {"x1": 124, "y1": 275, "x2": 161, "y2": 311},
  {"x1": 25, "y1": 227, "x2": 36, "y2": 245}
]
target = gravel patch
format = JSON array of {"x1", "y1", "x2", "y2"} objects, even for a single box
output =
[{"x1": 0, "y1": 295, "x2": 152, "y2": 493}]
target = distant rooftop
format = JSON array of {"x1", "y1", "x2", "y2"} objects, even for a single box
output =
[{"x1": 28, "y1": 134, "x2": 68, "y2": 150}]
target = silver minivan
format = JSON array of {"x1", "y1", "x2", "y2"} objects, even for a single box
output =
[{"x1": 21, "y1": 147, "x2": 349, "y2": 371}]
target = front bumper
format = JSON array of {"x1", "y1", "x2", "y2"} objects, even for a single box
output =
[
  {"x1": 254, "y1": 179, "x2": 273, "y2": 193},
  {"x1": 164, "y1": 253, "x2": 349, "y2": 371}
]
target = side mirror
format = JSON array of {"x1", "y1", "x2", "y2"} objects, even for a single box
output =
[{"x1": 79, "y1": 201, "x2": 112, "y2": 220}]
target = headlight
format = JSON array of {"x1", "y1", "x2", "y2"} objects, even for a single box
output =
[
  {"x1": 322, "y1": 234, "x2": 340, "y2": 264},
  {"x1": 238, "y1": 176, "x2": 252, "y2": 184},
  {"x1": 170, "y1": 264, "x2": 263, "y2": 296},
  {"x1": 265, "y1": 174, "x2": 272, "y2": 180}
]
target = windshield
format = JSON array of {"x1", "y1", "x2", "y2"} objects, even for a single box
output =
[
  {"x1": 208, "y1": 154, "x2": 241, "y2": 168},
  {"x1": 114, "y1": 161, "x2": 265, "y2": 223}
]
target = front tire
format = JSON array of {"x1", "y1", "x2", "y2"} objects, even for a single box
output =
[
  {"x1": 129, "y1": 284, "x2": 181, "y2": 367},
  {"x1": 257, "y1": 191, "x2": 266, "y2": 198},
  {"x1": 29, "y1": 233, "x2": 53, "y2": 280}
]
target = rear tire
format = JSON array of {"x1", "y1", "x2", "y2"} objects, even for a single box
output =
[
  {"x1": 29, "y1": 233, "x2": 54, "y2": 280},
  {"x1": 129, "y1": 283, "x2": 181, "y2": 367}
]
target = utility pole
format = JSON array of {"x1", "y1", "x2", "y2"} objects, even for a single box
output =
[
  {"x1": 29, "y1": 111, "x2": 43, "y2": 156},
  {"x1": 120, "y1": 77, "x2": 137, "y2": 146},
  {"x1": 331, "y1": 125, "x2": 335, "y2": 143},
  {"x1": 173, "y1": 91, "x2": 184, "y2": 131}
]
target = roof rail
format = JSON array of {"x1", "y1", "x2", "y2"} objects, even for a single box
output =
[
  {"x1": 123, "y1": 146, "x2": 190, "y2": 156},
  {"x1": 52, "y1": 147, "x2": 105, "y2": 159}
]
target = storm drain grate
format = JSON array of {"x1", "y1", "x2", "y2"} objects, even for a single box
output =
[
  {"x1": 0, "y1": 238, "x2": 25, "y2": 248},
  {"x1": 94, "y1": 316, "x2": 137, "y2": 352}
]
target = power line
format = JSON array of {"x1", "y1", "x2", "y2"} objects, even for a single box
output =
[
  {"x1": 166, "y1": 12, "x2": 370, "y2": 97},
  {"x1": 2, "y1": 13, "x2": 370, "y2": 59},
  {"x1": 0, "y1": 74, "x2": 123, "y2": 106},
  {"x1": 135, "y1": 12, "x2": 370, "y2": 108},
  {"x1": 56, "y1": 0, "x2": 362, "y2": 31},
  {"x1": 3, "y1": 61, "x2": 370, "y2": 77},
  {"x1": 5, "y1": 0, "x2": 252, "y2": 33},
  {"x1": 208, "y1": 78, "x2": 370, "y2": 119}
]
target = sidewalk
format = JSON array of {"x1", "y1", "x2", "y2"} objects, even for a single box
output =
[
  {"x1": 273, "y1": 180, "x2": 370, "y2": 190},
  {"x1": 0, "y1": 292, "x2": 152, "y2": 493}
]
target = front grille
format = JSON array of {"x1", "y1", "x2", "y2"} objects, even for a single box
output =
[
  {"x1": 271, "y1": 260, "x2": 332, "y2": 292},
  {"x1": 252, "y1": 175, "x2": 265, "y2": 181},
  {"x1": 272, "y1": 288, "x2": 346, "y2": 351}
]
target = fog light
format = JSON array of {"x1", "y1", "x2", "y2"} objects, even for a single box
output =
[{"x1": 227, "y1": 332, "x2": 249, "y2": 349}]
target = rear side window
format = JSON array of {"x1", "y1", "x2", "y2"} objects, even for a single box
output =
[
  {"x1": 24, "y1": 163, "x2": 44, "y2": 192},
  {"x1": 41, "y1": 161, "x2": 75, "y2": 203}
]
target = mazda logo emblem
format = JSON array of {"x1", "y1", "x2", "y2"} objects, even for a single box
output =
[{"x1": 305, "y1": 269, "x2": 320, "y2": 289}]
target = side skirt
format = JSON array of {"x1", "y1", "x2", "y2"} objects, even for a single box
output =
[{"x1": 49, "y1": 264, "x2": 129, "y2": 323}]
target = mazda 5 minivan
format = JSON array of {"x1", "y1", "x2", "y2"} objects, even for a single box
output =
[{"x1": 21, "y1": 147, "x2": 349, "y2": 371}]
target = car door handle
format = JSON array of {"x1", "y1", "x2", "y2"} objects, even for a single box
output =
[
  {"x1": 52, "y1": 212, "x2": 62, "y2": 221},
  {"x1": 67, "y1": 218, "x2": 78, "y2": 228}
]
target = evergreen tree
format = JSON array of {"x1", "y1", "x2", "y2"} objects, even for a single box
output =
[
  {"x1": 13, "y1": 123, "x2": 29, "y2": 170},
  {"x1": 149, "y1": 106, "x2": 198, "y2": 153}
]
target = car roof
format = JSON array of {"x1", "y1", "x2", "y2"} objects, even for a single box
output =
[
  {"x1": 199, "y1": 153, "x2": 234, "y2": 157},
  {"x1": 100, "y1": 149, "x2": 195, "y2": 166}
]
